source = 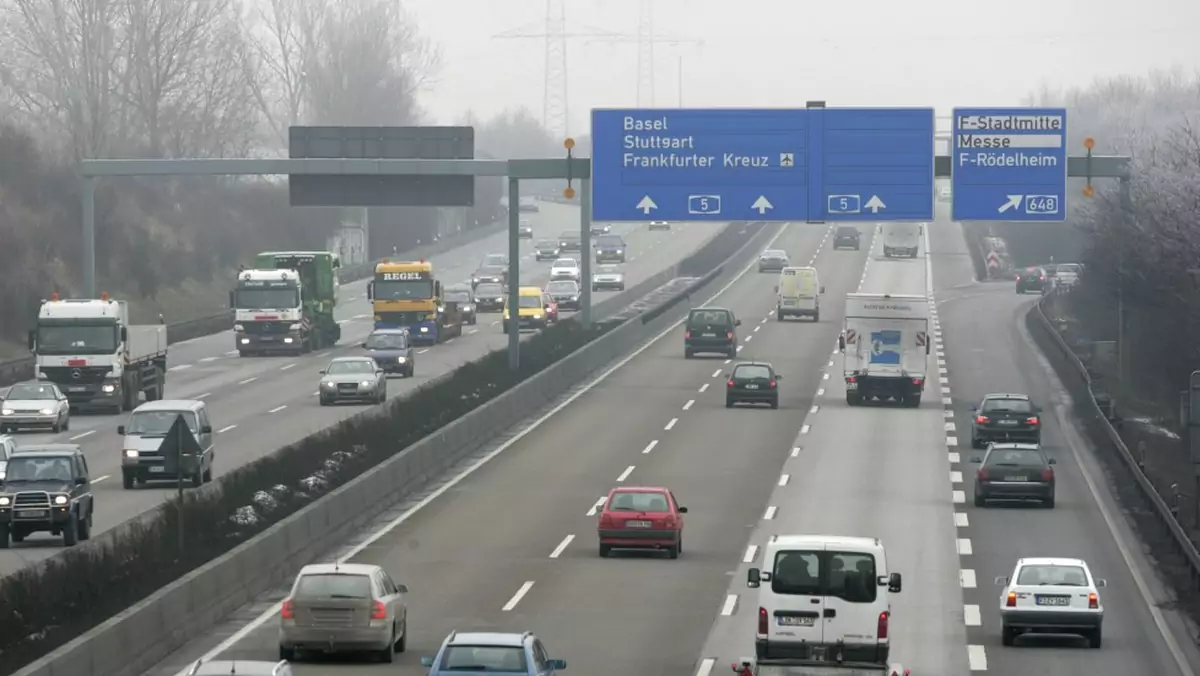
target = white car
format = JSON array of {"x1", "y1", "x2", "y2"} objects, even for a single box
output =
[
  {"x1": 0, "y1": 435, "x2": 15, "y2": 481},
  {"x1": 1054, "y1": 263, "x2": 1081, "y2": 289},
  {"x1": 592, "y1": 265, "x2": 626, "y2": 291},
  {"x1": 996, "y1": 557, "x2": 1105, "y2": 648},
  {"x1": 550, "y1": 258, "x2": 581, "y2": 282},
  {"x1": 0, "y1": 381, "x2": 71, "y2": 433}
]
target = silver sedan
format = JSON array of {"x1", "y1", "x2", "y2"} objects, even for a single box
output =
[
  {"x1": 0, "y1": 381, "x2": 71, "y2": 433},
  {"x1": 318, "y1": 357, "x2": 387, "y2": 406}
]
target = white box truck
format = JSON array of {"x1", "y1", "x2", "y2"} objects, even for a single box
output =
[
  {"x1": 839, "y1": 293, "x2": 930, "y2": 407},
  {"x1": 881, "y1": 223, "x2": 922, "y2": 258},
  {"x1": 28, "y1": 295, "x2": 168, "y2": 413}
]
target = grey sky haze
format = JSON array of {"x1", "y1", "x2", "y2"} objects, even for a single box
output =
[{"x1": 405, "y1": 0, "x2": 1200, "y2": 135}]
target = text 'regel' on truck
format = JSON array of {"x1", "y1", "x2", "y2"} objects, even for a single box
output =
[
  {"x1": 367, "y1": 260, "x2": 464, "y2": 346},
  {"x1": 232, "y1": 251, "x2": 341, "y2": 356},
  {"x1": 27, "y1": 293, "x2": 168, "y2": 414},
  {"x1": 839, "y1": 293, "x2": 930, "y2": 408}
]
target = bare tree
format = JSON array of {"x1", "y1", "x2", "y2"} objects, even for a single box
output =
[{"x1": 244, "y1": 0, "x2": 323, "y2": 147}]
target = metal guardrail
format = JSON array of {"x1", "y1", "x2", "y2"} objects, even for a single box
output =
[{"x1": 1030, "y1": 289, "x2": 1200, "y2": 588}]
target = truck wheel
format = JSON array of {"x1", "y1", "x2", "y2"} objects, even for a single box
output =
[
  {"x1": 813, "y1": 311, "x2": 820, "y2": 322},
  {"x1": 0, "y1": 524, "x2": 10, "y2": 549},
  {"x1": 78, "y1": 513, "x2": 92, "y2": 541},
  {"x1": 122, "y1": 472, "x2": 134, "y2": 489},
  {"x1": 846, "y1": 392, "x2": 862, "y2": 406},
  {"x1": 904, "y1": 395, "x2": 921, "y2": 408},
  {"x1": 62, "y1": 515, "x2": 78, "y2": 546}
]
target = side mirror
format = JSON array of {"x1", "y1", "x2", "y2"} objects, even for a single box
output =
[
  {"x1": 887, "y1": 572, "x2": 902, "y2": 592},
  {"x1": 549, "y1": 659, "x2": 567, "y2": 670},
  {"x1": 121, "y1": 326, "x2": 128, "y2": 342},
  {"x1": 969, "y1": 405, "x2": 977, "y2": 411},
  {"x1": 361, "y1": 342, "x2": 368, "y2": 348},
  {"x1": 318, "y1": 370, "x2": 326, "y2": 374},
  {"x1": 1096, "y1": 578, "x2": 1107, "y2": 588},
  {"x1": 747, "y1": 568, "x2": 761, "y2": 588},
  {"x1": 773, "y1": 285, "x2": 779, "y2": 292},
  {"x1": 994, "y1": 575, "x2": 1010, "y2": 586},
  {"x1": 200, "y1": 425, "x2": 212, "y2": 434},
  {"x1": 1048, "y1": 458, "x2": 1057, "y2": 465},
  {"x1": 723, "y1": 373, "x2": 730, "y2": 379},
  {"x1": 420, "y1": 657, "x2": 435, "y2": 667},
  {"x1": 366, "y1": 282, "x2": 374, "y2": 300},
  {"x1": 117, "y1": 425, "x2": 126, "y2": 435},
  {"x1": 27, "y1": 330, "x2": 35, "y2": 351},
  {"x1": 396, "y1": 583, "x2": 409, "y2": 594},
  {"x1": 775, "y1": 374, "x2": 783, "y2": 380},
  {"x1": 678, "y1": 506, "x2": 688, "y2": 513},
  {"x1": 735, "y1": 319, "x2": 742, "y2": 326},
  {"x1": 820, "y1": 286, "x2": 826, "y2": 294},
  {"x1": 75, "y1": 477, "x2": 87, "y2": 486},
  {"x1": 838, "y1": 335, "x2": 846, "y2": 351},
  {"x1": 969, "y1": 456, "x2": 982, "y2": 463}
]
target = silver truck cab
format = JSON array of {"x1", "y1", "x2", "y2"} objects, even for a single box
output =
[{"x1": 117, "y1": 399, "x2": 215, "y2": 489}]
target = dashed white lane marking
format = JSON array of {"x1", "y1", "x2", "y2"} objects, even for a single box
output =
[
  {"x1": 268, "y1": 405, "x2": 287, "y2": 414},
  {"x1": 280, "y1": 363, "x2": 295, "y2": 370},
  {"x1": 195, "y1": 392, "x2": 211, "y2": 399},
  {"x1": 549, "y1": 534, "x2": 575, "y2": 558},
  {"x1": 967, "y1": 644, "x2": 988, "y2": 670},
  {"x1": 723, "y1": 359, "x2": 732, "y2": 364},
  {"x1": 664, "y1": 417, "x2": 678, "y2": 430},
  {"x1": 753, "y1": 325, "x2": 760, "y2": 332},
  {"x1": 822, "y1": 372, "x2": 829, "y2": 380},
  {"x1": 225, "y1": 350, "x2": 239, "y2": 356},
  {"x1": 736, "y1": 345, "x2": 743, "y2": 352},
  {"x1": 948, "y1": 451, "x2": 960, "y2": 463},
  {"x1": 745, "y1": 335, "x2": 753, "y2": 342},
  {"x1": 641, "y1": 440, "x2": 658, "y2": 455},
  {"x1": 238, "y1": 377, "x2": 256, "y2": 385},
  {"x1": 816, "y1": 387, "x2": 824, "y2": 396},
  {"x1": 945, "y1": 422, "x2": 956, "y2": 432},
  {"x1": 616, "y1": 465, "x2": 635, "y2": 482},
  {"x1": 791, "y1": 447, "x2": 800, "y2": 458},
  {"x1": 800, "y1": 424, "x2": 811, "y2": 434},
  {"x1": 778, "y1": 474, "x2": 790, "y2": 487},
  {"x1": 217, "y1": 424, "x2": 237, "y2": 434},
  {"x1": 952, "y1": 490, "x2": 966, "y2": 504},
  {"x1": 742, "y1": 544, "x2": 758, "y2": 563},
  {"x1": 445, "y1": 339, "x2": 455, "y2": 345},
  {"x1": 964, "y1": 604, "x2": 982, "y2": 626},
  {"x1": 417, "y1": 348, "x2": 430, "y2": 354},
  {"x1": 947, "y1": 436, "x2": 959, "y2": 447},
  {"x1": 943, "y1": 396, "x2": 953, "y2": 405},
  {"x1": 169, "y1": 364, "x2": 193, "y2": 371},
  {"x1": 941, "y1": 386, "x2": 951, "y2": 395},
  {"x1": 682, "y1": 399, "x2": 695, "y2": 411},
  {"x1": 944, "y1": 409, "x2": 955, "y2": 418},
  {"x1": 69, "y1": 430, "x2": 95, "y2": 441},
  {"x1": 468, "y1": 329, "x2": 478, "y2": 335},
  {"x1": 809, "y1": 404, "x2": 819, "y2": 414},
  {"x1": 711, "y1": 369, "x2": 721, "y2": 378},
  {"x1": 502, "y1": 581, "x2": 534, "y2": 611},
  {"x1": 695, "y1": 658, "x2": 716, "y2": 676},
  {"x1": 957, "y1": 538, "x2": 973, "y2": 556},
  {"x1": 960, "y1": 569, "x2": 977, "y2": 588},
  {"x1": 199, "y1": 357, "x2": 218, "y2": 363},
  {"x1": 699, "y1": 383, "x2": 710, "y2": 393},
  {"x1": 587, "y1": 497, "x2": 607, "y2": 516},
  {"x1": 90, "y1": 475, "x2": 109, "y2": 484},
  {"x1": 763, "y1": 505, "x2": 777, "y2": 520},
  {"x1": 954, "y1": 512, "x2": 969, "y2": 527},
  {"x1": 720, "y1": 594, "x2": 739, "y2": 616},
  {"x1": 950, "y1": 471, "x2": 962, "y2": 483}
]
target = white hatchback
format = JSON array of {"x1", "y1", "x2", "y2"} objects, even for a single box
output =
[
  {"x1": 550, "y1": 258, "x2": 581, "y2": 281},
  {"x1": 996, "y1": 557, "x2": 1105, "y2": 648}
]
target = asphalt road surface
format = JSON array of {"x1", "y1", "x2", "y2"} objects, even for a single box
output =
[{"x1": 0, "y1": 204, "x2": 723, "y2": 578}]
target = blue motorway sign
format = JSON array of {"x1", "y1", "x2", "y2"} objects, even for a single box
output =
[
  {"x1": 951, "y1": 107, "x2": 1067, "y2": 222},
  {"x1": 590, "y1": 108, "x2": 934, "y2": 222}
]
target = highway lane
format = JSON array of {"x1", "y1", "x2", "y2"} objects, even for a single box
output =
[
  {"x1": 933, "y1": 215, "x2": 1200, "y2": 675},
  {"x1": 691, "y1": 222, "x2": 969, "y2": 675},
  {"x1": 140, "y1": 220, "x2": 870, "y2": 676},
  {"x1": 0, "y1": 210, "x2": 722, "y2": 575}
]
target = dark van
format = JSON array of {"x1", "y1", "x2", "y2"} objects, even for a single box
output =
[{"x1": 684, "y1": 307, "x2": 740, "y2": 358}]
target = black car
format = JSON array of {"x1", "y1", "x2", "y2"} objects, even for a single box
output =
[
  {"x1": 684, "y1": 307, "x2": 740, "y2": 358},
  {"x1": 519, "y1": 220, "x2": 534, "y2": 239},
  {"x1": 544, "y1": 280, "x2": 582, "y2": 310},
  {"x1": 589, "y1": 223, "x2": 611, "y2": 235},
  {"x1": 473, "y1": 282, "x2": 506, "y2": 312},
  {"x1": 970, "y1": 442, "x2": 1056, "y2": 507},
  {"x1": 594, "y1": 234, "x2": 627, "y2": 263},
  {"x1": 725, "y1": 362, "x2": 782, "y2": 409},
  {"x1": 757, "y1": 249, "x2": 790, "y2": 272},
  {"x1": 444, "y1": 285, "x2": 478, "y2": 325},
  {"x1": 0, "y1": 445, "x2": 94, "y2": 547},
  {"x1": 971, "y1": 393, "x2": 1042, "y2": 447},
  {"x1": 472, "y1": 264, "x2": 507, "y2": 288},
  {"x1": 1016, "y1": 267, "x2": 1049, "y2": 294},
  {"x1": 558, "y1": 232, "x2": 582, "y2": 252},
  {"x1": 535, "y1": 239, "x2": 560, "y2": 261},
  {"x1": 833, "y1": 225, "x2": 861, "y2": 250},
  {"x1": 361, "y1": 329, "x2": 415, "y2": 377}
]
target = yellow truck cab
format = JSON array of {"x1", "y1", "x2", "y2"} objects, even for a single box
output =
[{"x1": 503, "y1": 286, "x2": 552, "y2": 333}]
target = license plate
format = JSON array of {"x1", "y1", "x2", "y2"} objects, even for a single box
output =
[
  {"x1": 625, "y1": 520, "x2": 651, "y2": 528},
  {"x1": 846, "y1": 382, "x2": 858, "y2": 390},
  {"x1": 1003, "y1": 475, "x2": 1026, "y2": 482},
  {"x1": 69, "y1": 386, "x2": 87, "y2": 392},
  {"x1": 998, "y1": 420, "x2": 1018, "y2": 425},
  {"x1": 744, "y1": 384, "x2": 759, "y2": 389},
  {"x1": 149, "y1": 466, "x2": 165, "y2": 473},
  {"x1": 778, "y1": 616, "x2": 815, "y2": 626},
  {"x1": 1036, "y1": 596, "x2": 1070, "y2": 606},
  {"x1": 702, "y1": 332, "x2": 715, "y2": 337},
  {"x1": 17, "y1": 510, "x2": 47, "y2": 519}
]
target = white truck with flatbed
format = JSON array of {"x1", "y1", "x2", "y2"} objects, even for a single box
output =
[
  {"x1": 27, "y1": 295, "x2": 168, "y2": 414},
  {"x1": 839, "y1": 294, "x2": 930, "y2": 407}
]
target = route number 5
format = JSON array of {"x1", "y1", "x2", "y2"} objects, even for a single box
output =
[
  {"x1": 837, "y1": 197, "x2": 850, "y2": 211},
  {"x1": 698, "y1": 197, "x2": 711, "y2": 211}
]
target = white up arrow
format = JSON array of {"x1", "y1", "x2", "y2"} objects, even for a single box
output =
[
  {"x1": 998, "y1": 195, "x2": 1023, "y2": 213},
  {"x1": 636, "y1": 195, "x2": 657, "y2": 215},
  {"x1": 864, "y1": 195, "x2": 886, "y2": 214},
  {"x1": 751, "y1": 195, "x2": 774, "y2": 215}
]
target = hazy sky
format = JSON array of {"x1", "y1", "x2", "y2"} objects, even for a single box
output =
[{"x1": 404, "y1": 0, "x2": 1200, "y2": 137}]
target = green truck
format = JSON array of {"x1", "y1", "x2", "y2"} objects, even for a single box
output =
[{"x1": 231, "y1": 251, "x2": 341, "y2": 355}]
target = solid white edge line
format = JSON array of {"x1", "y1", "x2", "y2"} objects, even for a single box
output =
[
  {"x1": 69, "y1": 430, "x2": 95, "y2": 441},
  {"x1": 183, "y1": 222, "x2": 794, "y2": 667},
  {"x1": 501, "y1": 581, "x2": 535, "y2": 611}
]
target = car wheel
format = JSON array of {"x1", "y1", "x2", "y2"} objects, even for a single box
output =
[
  {"x1": 846, "y1": 392, "x2": 861, "y2": 406},
  {"x1": 0, "y1": 525, "x2": 9, "y2": 549},
  {"x1": 319, "y1": 396, "x2": 330, "y2": 406},
  {"x1": 726, "y1": 398, "x2": 734, "y2": 408},
  {"x1": 62, "y1": 514, "x2": 78, "y2": 546},
  {"x1": 727, "y1": 348, "x2": 737, "y2": 358},
  {"x1": 122, "y1": 472, "x2": 134, "y2": 489},
  {"x1": 279, "y1": 645, "x2": 295, "y2": 661},
  {"x1": 667, "y1": 543, "x2": 679, "y2": 559},
  {"x1": 599, "y1": 544, "x2": 611, "y2": 558},
  {"x1": 78, "y1": 513, "x2": 92, "y2": 541},
  {"x1": 770, "y1": 397, "x2": 779, "y2": 409},
  {"x1": 974, "y1": 492, "x2": 985, "y2": 507},
  {"x1": 378, "y1": 627, "x2": 396, "y2": 663},
  {"x1": 1001, "y1": 626, "x2": 1017, "y2": 647},
  {"x1": 776, "y1": 310, "x2": 783, "y2": 321},
  {"x1": 1087, "y1": 627, "x2": 1102, "y2": 648},
  {"x1": 970, "y1": 435, "x2": 980, "y2": 449},
  {"x1": 1043, "y1": 494, "x2": 1055, "y2": 508},
  {"x1": 396, "y1": 615, "x2": 408, "y2": 652},
  {"x1": 684, "y1": 349, "x2": 694, "y2": 359}
]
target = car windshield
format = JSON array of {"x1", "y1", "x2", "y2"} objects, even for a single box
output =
[
  {"x1": 982, "y1": 398, "x2": 1033, "y2": 413},
  {"x1": 547, "y1": 281, "x2": 577, "y2": 293},
  {"x1": 596, "y1": 236, "x2": 623, "y2": 247},
  {"x1": 126, "y1": 410, "x2": 198, "y2": 436},
  {"x1": 518, "y1": 295, "x2": 543, "y2": 309},
  {"x1": 294, "y1": 573, "x2": 372, "y2": 599},
  {"x1": 326, "y1": 360, "x2": 375, "y2": 375},
  {"x1": 606, "y1": 490, "x2": 670, "y2": 512},
  {"x1": 6, "y1": 383, "x2": 57, "y2": 400},
  {"x1": 1058, "y1": 264, "x2": 1081, "y2": 273},
  {"x1": 536, "y1": 240, "x2": 557, "y2": 248},
  {"x1": 365, "y1": 333, "x2": 408, "y2": 350},
  {"x1": 484, "y1": 255, "x2": 507, "y2": 266},
  {"x1": 986, "y1": 449, "x2": 1044, "y2": 466},
  {"x1": 445, "y1": 291, "x2": 472, "y2": 303},
  {"x1": 735, "y1": 365, "x2": 772, "y2": 380},
  {"x1": 440, "y1": 645, "x2": 528, "y2": 672},
  {"x1": 597, "y1": 266, "x2": 619, "y2": 274},
  {"x1": 836, "y1": 227, "x2": 857, "y2": 234},
  {"x1": 4, "y1": 456, "x2": 73, "y2": 482},
  {"x1": 1016, "y1": 564, "x2": 1088, "y2": 586},
  {"x1": 475, "y1": 283, "x2": 503, "y2": 296},
  {"x1": 478, "y1": 265, "x2": 505, "y2": 276},
  {"x1": 689, "y1": 310, "x2": 731, "y2": 326},
  {"x1": 771, "y1": 550, "x2": 821, "y2": 596},
  {"x1": 762, "y1": 250, "x2": 787, "y2": 258},
  {"x1": 553, "y1": 259, "x2": 577, "y2": 268},
  {"x1": 559, "y1": 233, "x2": 580, "y2": 241}
]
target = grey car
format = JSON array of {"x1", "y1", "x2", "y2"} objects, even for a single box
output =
[
  {"x1": 758, "y1": 249, "x2": 790, "y2": 272},
  {"x1": 279, "y1": 562, "x2": 409, "y2": 663},
  {"x1": 361, "y1": 329, "x2": 416, "y2": 377},
  {"x1": 0, "y1": 381, "x2": 70, "y2": 433},
  {"x1": 970, "y1": 442, "x2": 1056, "y2": 508},
  {"x1": 318, "y1": 357, "x2": 387, "y2": 405},
  {"x1": 518, "y1": 219, "x2": 534, "y2": 238},
  {"x1": 545, "y1": 280, "x2": 581, "y2": 310},
  {"x1": 592, "y1": 264, "x2": 626, "y2": 291}
]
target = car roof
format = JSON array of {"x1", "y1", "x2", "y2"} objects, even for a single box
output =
[
  {"x1": 518, "y1": 286, "x2": 543, "y2": 295},
  {"x1": 983, "y1": 393, "x2": 1030, "y2": 401},
  {"x1": 986, "y1": 442, "x2": 1041, "y2": 451},
  {"x1": 1017, "y1": 557, "x2": 1089, "y2": 568},
  {"x1": 329, "y1": 356, "x2": 374, "y2": 362},
  {"x1": 734, "y1": 361, "x2": 773, "y2": 369},
  {"x1": 447, "y1": 631, "x2": 529, "y2": 647},
  {"x1": 371, "y1": 328, "x2": 410, "y2": 335},
  {"x1": 610, "y1": 485, "x2": 668, "y2": 493},
  {"x1": 298, "y1": 562, "x2": 380, "y2": 576},
  {"x1": 10, "y1": 444, "x2": 82, "y2": 456},
  {"x1": 768, "y1": 534, "x2": 882, "y2": 550},
  {"x1": 132, "y1": 399, "x2": 205, "y2": 412}
]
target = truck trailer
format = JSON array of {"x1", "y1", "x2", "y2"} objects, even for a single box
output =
[
  {"x1": 839, "y1": 293, "x2": 930, "y2": 407},
  {"x1": 27, "y1": 294, "x2": 168, "y2": 413}
]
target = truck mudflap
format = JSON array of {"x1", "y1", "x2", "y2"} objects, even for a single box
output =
[{"x1": 735, "y1": 657, "x2": 909, "y2": 676}]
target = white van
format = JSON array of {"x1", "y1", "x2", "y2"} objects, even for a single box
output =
[
  {"x1": 881, "y1": 223, "x2": 922, "y2": 258},
  {"x1": 747, "y1": 535, "x2": 902, "y2": 666},
  {"x1": 775, "y1": 267, "x2": 824, "y2": 322}
]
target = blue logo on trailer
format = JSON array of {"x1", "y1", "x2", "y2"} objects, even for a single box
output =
[
  {"x1": 590, "y1": 108, "x2": 935, "y2": 222},
  {"x1": 950, "y1": 107, "x2": 1068, "y2": 222},
  {"x1": 869, "y1": 330, "x2": 902, "y2": 365}
]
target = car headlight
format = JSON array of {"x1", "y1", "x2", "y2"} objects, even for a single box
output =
[
  {"x1": 0, "y1": 409, "x2": 12, "y2": 416},
  {"x1": 397, "y1": 357, "x2": 407, "y2": 363},
  {"x1": 102, "y1": 383, "x2": 115, "y2": 393},
  {"x1": 233, "y1": 323, "x2": 244, "y2": 332},
  {"x1": 570, "y1": 296, "x2": 578, "y2": 301},
  {"x1": 0, "y1": 496, "x2": 10, "y2": 506},
  {"x1": 532, "y1": 313, "x2": 542, "y2": 319},
  {"x1": 39, "y1": 408, "x2": 54, "y2": 415},
  {"x1": 322, "y1": 381, "x2": 335, "y2": 389},
  {"x1": 289, "y1": 323, "x2": 303, "y2": 331},
  {"x1": 53, "y1": 494, "x2": 68, "y2": 505},
  {"x1": 464, "y1": 304, "x2": 473, "y2": 311},
  {"x1": 616, "y1": 249, "x2": 623, "y2": 254},
  {"x1": 125, "y1": 449, "x2": 139, "y2": 457},
  {"x1": 420, "y1": 326, "x2": 429, "y2": 333},
  {"x1": 360, "y1": 380, "x2": 373, "y2": 387}
]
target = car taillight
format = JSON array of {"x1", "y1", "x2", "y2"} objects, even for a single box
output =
[
  {"x1": 728, "y1": 380, "x2": 735, "y2": 387},
  {"x1": 975, "y1": 415, "x2": 989, "y2": 424},
  {"x1": 1039, "y1": 276, "x2": 1045, "y2": 281},
  {"x1": 281, "y1": 599, "x2": 295, "y2": 619},
  {"x1": 726, "y1": 331, "x2": 734, "y2": 339},
  {"x1": 847, "y1": 376, "x2": 856, "y2": 383},
  {"x1": 685, "y1": 330, "x2": 691, "y2": 339},
  {"x1": 977, "y1": 469, "x2": 988, "y2": 481},
  {"x1": 1041, "y1": 468, "x2": 1054, "y2": 481},
  {"x1": 758, "y1": 607, "x2": 769, "y2": 634},
  {"x1": 1006, "y1": 592, "x2": 1017, "y2": 607},
  {"x1": 877, "y1": 611, "x2": 889, "y2": 639},
  {"x1": 1026, "y1": 416, "x2": 1039, "y2": 425},
  {"x1": 768, "y1": 380, "x2": 777, "y2": 388},
  {"x1": 371, "y1": 600, "x2": 387, "y2": 620},
  {"x1": 1016, "y1": 274, "x2": 1021, "y2": 281},
  {"x1": 1088, "y1": 593, "x2": 1098, "y2": 609},
  {"x1": 911, "y1": 378, "x2": 922, "y2": 385}
]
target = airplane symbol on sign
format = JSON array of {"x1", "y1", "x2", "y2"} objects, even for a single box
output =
[{"x1": 779, "y1": 153, "x2": 795, "y2": 167}]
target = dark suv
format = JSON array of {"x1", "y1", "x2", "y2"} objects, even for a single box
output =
[
  {"x1": 558, "y1": 232, "x2": 582, "y2": 253},
  {"x1": 0, "y1": 444, "x2": 94, "y2": 547},
  {"x1": 970, "y1": 393, "x2": 1042, "y2": 447},
  {"x1": 970, "y1": 442, "x2": 1056, "y2": 508},
  {"x1": 1016, "y1": 267, "x2": 1049, "y2": 294},
  {"x1": 833, "y1": 225, "x2": 861, "y2": 250},
  {"x1": 594, "y1": 234, "x2": 627, "y2": 263},
  {"x1": 684, "y1": 307, "x2": 740, "y2": 358}
]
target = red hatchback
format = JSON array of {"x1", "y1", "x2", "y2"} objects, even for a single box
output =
[{"x1": 597, "y1": 486, "x2": 687, "y2": 559}]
